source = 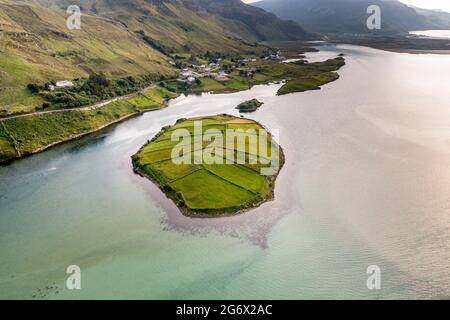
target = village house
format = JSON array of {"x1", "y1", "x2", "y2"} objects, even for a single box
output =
[
  {"x1": 48, "y1": 80, "x2": 74, "y2": 91},
  {"x1": 186, "y1": 76, "x2": 196, "y2": 84},
  {"x1": 181, "y1": 70, "x2": 193, "y2": 77},
  {"x1": 214, "y1": 71, "x2": 229, "y2": 82},
  {"x1": 55, "y1": 80, "x2": 74, "y2": 88}
]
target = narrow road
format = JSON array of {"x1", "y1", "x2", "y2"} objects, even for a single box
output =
[{"x1": 0, "y1": 85, "x2": 155, "y2": 121}]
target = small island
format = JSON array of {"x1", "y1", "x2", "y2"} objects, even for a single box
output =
[
  {"x1": 236, "y1": 99, "x2": 264, "y2": 113},
  {"x1": 132, "y1": 115, "x2": 285, "y2": 216}
]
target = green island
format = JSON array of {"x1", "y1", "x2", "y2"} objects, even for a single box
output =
[
  {"x1": 236, "y1": 99, "x2": 264, "y2": 113},
  {"x1": 132, "y1": 115, "x2": 284, "y2": 216}
]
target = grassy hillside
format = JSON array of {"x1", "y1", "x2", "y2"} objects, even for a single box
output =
[
  {"x1": 42, "y1": 0, "x2": 311, "y2": 45},
  {"x1": 40, "y1": 0, "x2": 261, "y2": 53},
  {"x1": 2, "y1": 0, "x2": 306, "y2": 115},
  {"x1": 0, "y1": 0, "x2": 177, "y2": 115},
  {"x1": 0, "y1": 85, "x2": 177, "y2": 162}
]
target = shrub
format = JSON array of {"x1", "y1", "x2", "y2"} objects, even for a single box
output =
[{"x1": 27, "y1": 84, "x2": 40, "y2": 93}]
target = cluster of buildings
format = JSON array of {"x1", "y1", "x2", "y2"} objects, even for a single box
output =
[
  {"x1": 237, "y1": 66, "x2": 258, "y2": 78},
  {"x1": 238, "y1": 58, "x2": 257, "y2": 63},
  {"x1": 179, "y1": 61, "x2": 230, "y2": 83},
  {"x1": 264, "y1": 50, "x2": 285, "y2": 61},
  {"x1": 178, "y1": 56, "x2": 263, "y2": 84}
]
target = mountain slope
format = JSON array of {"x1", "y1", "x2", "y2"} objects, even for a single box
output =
[
  {"x1": 40, "y1": 0, "x2": 312, "y2": 44},
  {"x1": 1, "y1": 0, "x2": 309, "y2": 115},
  {"x1": 253, "y1": 0, "x2": 450, "y2": 34},
  {"x1": 183, "y1": 0, "x2": 313, "y2": 41},
  {"x1": 0, "y1": 0, "x2": 175, "y2": 114},
  {"x1": 413, "y1": 7, "x2": 450, "y2": 30}
]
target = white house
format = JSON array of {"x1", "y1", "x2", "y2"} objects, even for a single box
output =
[
  {"x1": 215, "y1": 71, "x2": 229, "y2": 82},
  {"x1": 181, "y1": 70, "x2": 193, "y2": 77},
  {"x1": 55, "y1": 80, "x2": 74, "y2": 88}
]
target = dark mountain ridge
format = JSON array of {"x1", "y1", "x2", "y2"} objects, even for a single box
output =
[{"x1": 253, "y1": 0, "x2": 450, "y2": 35}]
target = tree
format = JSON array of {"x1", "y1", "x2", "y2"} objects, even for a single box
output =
[
  {"x1": 27, "y1": 83, "x2": 40, "y2": 93},
  {"x1": 89, "y1": 73, "x2": 110, "y2": 87}
]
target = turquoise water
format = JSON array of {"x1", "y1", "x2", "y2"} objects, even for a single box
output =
[{"x1": 1, "y1": 44, "x2": 449, "y2": 299}]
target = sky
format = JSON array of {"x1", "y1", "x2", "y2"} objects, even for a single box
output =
[{"x1": 243, "y1": 0, "x2": 450, "y2": 13}]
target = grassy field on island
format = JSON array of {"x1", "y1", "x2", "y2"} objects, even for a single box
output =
[{"x1": 132, "y1": 115, "x2": 284, "y2": 216}]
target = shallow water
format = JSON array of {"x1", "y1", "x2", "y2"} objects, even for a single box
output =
[{"x1": 0, "y1": 44, "x2": 449, "y2": 299}]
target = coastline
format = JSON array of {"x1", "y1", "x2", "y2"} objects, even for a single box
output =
[
  {"x1": 0, "y1": 104, "x2": 167, "y2": 165},
  {"x1": 0, "y1": 86, "x2": 153, "y2": 121}
]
